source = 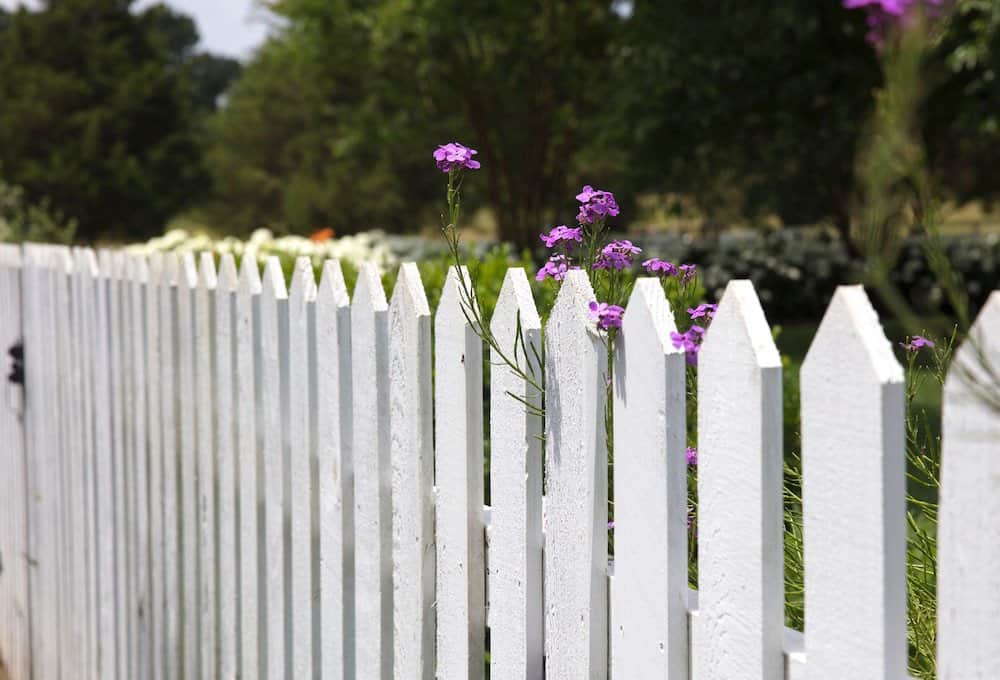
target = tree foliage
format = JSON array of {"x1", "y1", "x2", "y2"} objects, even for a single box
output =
[{"x1": 0, "y1": 0, "x2": 241, "y2": 241}]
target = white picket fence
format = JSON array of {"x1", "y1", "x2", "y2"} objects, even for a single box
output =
[{"x1": 0, "y1": 242, "x2": 997, "y2": 680}]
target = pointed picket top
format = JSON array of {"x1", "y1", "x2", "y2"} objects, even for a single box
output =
[
  {"x1": 162, "y1": 251, "x2": 180, "y2": 287},
  {"x1": 238, "y1": 253, "x2": 262, "y2": 295},
  {"x1": 491, "y1": 266, "x2": 541, "y2": 337},
  {"x1": 98, "y1": 248, "x2": 114, "y2": 277},
  {"x1": 488, "y1": 266, "x2": 544, "y2": 680},
  {"x1": 354, "y1": 260, "x2": 388, "y2": 312},
  {"x1": 693, "y1": 280, "x2": 783, "y2": 680},
  {"x1": 130, "y1": 252, "x2": 149, "y2": 285},
  {"x1": 938, "y1": 291, "x2": 1000, "y2": 680},
  {"x1": 198, "y1": 251, "x2": 218, "y2": 291},
  {"x1": 289, "y1": 256, "x2": 317, "y2": 304},
  {"x1": 0, "y1": 242, "x2": 20, "y2": 266},
  {"x1": 217, "y1": 253, "x2": 238, "y2": 292},
  {"x1": 389, "y1": 261, "x2": 430, "y2": 318},
  {"x1": 147, "y1": 251, "x2": 163, "y2": 286},
  {"x1": 180, "y1": 252, "x2": 198, "y2": 292},
  {"x1": 544, "y1": 268, "x2": 608, "y2": 680},
  {"x1": 803, "y1": 285, "x2": 903, "y2": 385},
  {"x1": 800, "y1": 285, "x2": 906, "y2": 679},
  {"x1": 612, "y1": 278, "x2": 688, "y2": 680},
  {"x1": 436, "y1": 265, "x2": 475, "y2": 329},
  {"x1": 261, "y1": 256, "x2": 287, "y2": 300},
  {"x1": 318, "y1": 259, "x2": 350, "y2": 308}
]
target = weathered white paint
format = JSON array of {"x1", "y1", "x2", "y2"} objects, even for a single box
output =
[
  {"x1": 544, "y1": 269, "x2": 608, "y2": 680},
  {"x1": 176, "y1": 252, "x2": 202, "y2": 679},
  {"x1": 611, "y1": 278, "x2": 688, "y2": 680},
  {"x1": 315, "y1": 259, "x2": 354, "y2": 680},
  {"x1": 693, "y1": 280, "x2": 783, "y2": 680},
  {"x1": 216, "y1": 253, "x2": 240, "y2": 680},
  {"x1": 388, "y1": 262, "x2": 435, "y2": 680},
  {"x1": 938, "y1": 291, "x2": 1000, "y2": 679},
  {"x1": 801, "y1": 285, "x2": 906, "y2": 679},
  {"x1": 288, "y1": 257, "x2": 316, "y2": 679},
  {"x1": 351, "y1": 261, "x2": 393, "y2": 680},
  {"x1": 145, "y1": 252, "x2": 165, "y2": 680},
  {"x1": 434, "y1": 266, "x2": 485, "y2": 680},
  {"x1": 236, "y1": 254, "x2": 262, "y2": 680},
  {"x1": 0, "y1": 245, "x2": 29, "y2": 680},
  {"x1": 488, "y1": 267, "x2": 543, "y2": 680},
  {"x1": 128, "y1": 254, "x2": 151, "y2": 679},
  {"x1": 196, "y1": 252, "x2": 219, "y2": 679},
  {"x1": 259, "y1": 256, "x2": 288, "y2": 680},
  {"x1": 159, "y1": 252, "x2": 183, "y2": 680}
]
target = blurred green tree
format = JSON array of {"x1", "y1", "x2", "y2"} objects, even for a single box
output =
[
  {"x1": 0, "y1": 0, "x2": 241, "y2": 241},
  {"x1": 208, "y1": 0, "x2": 620, "y2": 246}
]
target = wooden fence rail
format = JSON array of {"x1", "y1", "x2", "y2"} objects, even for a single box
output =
[{"x1": 0, "y1": 242, "x2": 996, "y2": 679}]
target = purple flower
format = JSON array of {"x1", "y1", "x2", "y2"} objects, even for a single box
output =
[
  {"x1": 433, "y1": 142, "x2": 481, "y2": 173},
  {"x1": 901, "y1": 335, "x2": 935, "y2": 352},
  {"x1": 688, "y1": 303, "x2": 717, "y2": 322},
  {"x1": 642, "y1": 258, "x2": 678, "y2": 277},
  {"x1": 575, "y1": 185, "x2": 620, "y2": 224},
  {"x1": 670, "y1": 325, "x2": 706, "y2": 365},
  {"x1": 589, "y1": 301, "x2": 625, "y2": 331},
  {"x1": 678, "y1": 264, "x2": 697, "y2": 284},
  {"x1": 843, "y1": 0, "x2": 944, "y2": 44},
  {"x1": 607, "y1": 520, "x2": 615, "y2": 531},
  {"x1": 686, "y1": 446, "x2": 698, "y2": 466},
  {"x1": 593, "y1": 239, "x2": 641, "y2": 270},
  {"x1": 540, "y1": 225, "x2": 584, "y2": 249},
  {"x1": 536, "y1": 254, "x2": 576, "y2": 282}
]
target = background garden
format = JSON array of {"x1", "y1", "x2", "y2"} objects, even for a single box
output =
[{"x1": 1, "y1": 1, "x2": 998, "y2": 677}]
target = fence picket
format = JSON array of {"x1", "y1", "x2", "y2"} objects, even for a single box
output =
[
  {"x1": 0, "y1": 245, "x2": 29, "y2": 680},
  {"x1": 315, "y1": 259, "x2": 354, "y2": 680},
  {"x1": 216, "y1": 253, "x2": 240, "y2": 680},
  {"x1": 351, "y1": 261, "x2": 392, "y2": 680},
  {"x1": 801, "y1": 285, "x2": 906, "y2": 678},
  {"x1": 611, "y1": 278, "x2": 687, "y2": 679},
  {"x1": 288, "y1": 257, "x2": 317, "y2": 679},
  {"x1": 434, "y1": 266, "x2": 485, "y2": 680},
  {"x1": 938, "y1": 291, "x2": 1000, "y2": 679},
  {"x1": 195, "y1": 253, "x2": 219, "y2": 679},
  {"x1": 237, "y1": 254, "x2": 263, "y2": 680},
  {"x1": 145, "y1": 252, "x2": 165, "y2": 680},
  {"x1": 692, "y1": 280, "x2": 783, "y2": 679},
  {"x1": 260, "y1": 256, "x2": 288, "y2": 680},
  {"x1": 177, "y1": 252, "x2": 201, "y2": 679},
  {"x1": 159, "y1": 252, "x2": 183, "y2": 680},
  {"x1": 544, "y1": 269, "x2": 609, "y2": 679},
  {"x1": 488, "y1": 267, "x2": 543, "y2": 680},
  {"x1": 388, "y1": 262, "x2": 435, "y2": 680}
]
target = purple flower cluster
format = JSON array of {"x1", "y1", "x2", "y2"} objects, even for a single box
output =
[
  {"x1": 671, "y1": 325, "x2": 706, "y2": 365},
  {"x1": 687, "y1": 303, "x2": 717, "y2": 321},
  {"x1": 686, "y1": 446, "x2": 698, "y2": 466},
  {"x1": 536, "y1": 254, "x2": 576, "y2": 282},
  {"x1": 593, "y1": 240, "x2": 641, "y2": 271},
  {"x1": 433, "y1": 142, "x2": 481, "y2": 173},
  {"x1": 576, "y1": 185, "x2": 620, "y2": 225},
  {"x1": 589, "y1": 301, "x2": 625, "y2": 331},
  {"x1": 642, "y1": 258, "x2": 678, "y2": 277},
  {"x1": 900, "y1": 335, "x2": 935, "y2": 352},
  {"x1": 843, "y1": 0, "x2": 944, "y2": 44},
  {"x1": 540, "y1": 225, "x2": 583, "y2": 248}
]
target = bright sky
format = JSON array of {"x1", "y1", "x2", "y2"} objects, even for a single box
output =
[{"x1": 0, "y1": 0, "x2": 274, "y2": 59}]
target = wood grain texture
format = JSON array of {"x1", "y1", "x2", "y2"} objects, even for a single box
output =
[
  {"x1": 351, "y1": 262, "x2": 393, "y2": 680},
  {"x1": 611, "y1": 278, "x2": 688, "y2": 680},
  {"x1": 488, "y1": 267, "x2": 543, "y2": 680},
  {"x1": 801, "y1": 285, "x2": 906, "y2": 679},
  {"x1": 544, "y1": 269, "x2": 608, "y2": 680},
  {"x1": 315, "y1": 259, "x2": 354, "y2": 680},
  {"x1": 434, "y1": 266, "x2": 485, "y2": 680}
]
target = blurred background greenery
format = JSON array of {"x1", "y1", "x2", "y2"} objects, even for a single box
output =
[{"x1": 0, "y1": 0, "x2": 997, "y2": 325}]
